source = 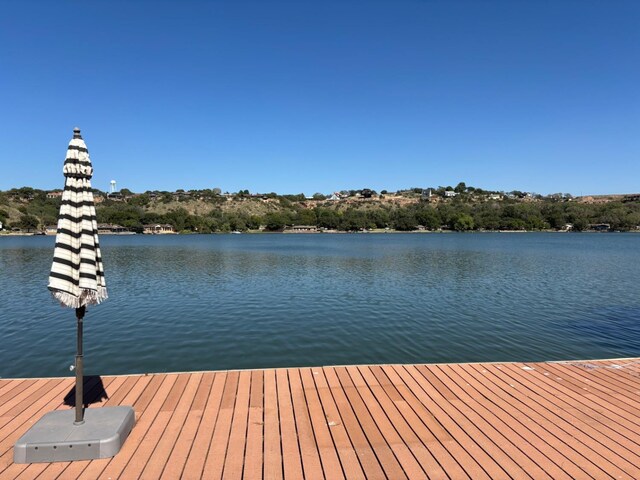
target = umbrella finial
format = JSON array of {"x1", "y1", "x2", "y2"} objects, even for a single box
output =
[{"x1": 73, "y1": 127, "x2": 82, "y2": 139}]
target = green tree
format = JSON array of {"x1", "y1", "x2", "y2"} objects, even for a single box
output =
[
  {"x1": 264, "y1": 213, "x2": 286, "y2": 231},
  {"x1": 413, "y1": 205, "x2": 440, "y2": 230},
  {"x1": 19, "y1": 214, "x2": 40, "y2": 231},
  {"x1": 453, "y1": 213, "x2": 474, "y2": 231},
  {"x1": 316, "y1": 208, "x2": 340, "y2": 229},
  {"x1": 393, "y1": 210, "x2": 418, "y2": 231},
  {"x1": 454, "y1": 182, "x2": 467, "y2": 194},
  {"x1": 340, "y1": 209, "x2": 368, "y2": 231}
]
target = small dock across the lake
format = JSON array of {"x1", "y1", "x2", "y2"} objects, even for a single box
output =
[{"x1": 1, "y1": 358, "x2": 639, "y2": 479}]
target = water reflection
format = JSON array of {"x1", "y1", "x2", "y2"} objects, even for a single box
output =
[{"x1": 1, "y1": 233, "x2": 639, "y2": 378}]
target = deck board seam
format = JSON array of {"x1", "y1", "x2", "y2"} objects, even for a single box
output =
[
  {"x1": 156, "y1": 373, "x2": 205, "y2": 480},
  {"x1": 1, "y1": 360, "x2": 639, "y2": 480},
  {"x1": 500, "y1": 363, "x2": 640, "y2": 465},
  {"x1": 305, "y1": 368, "x2": 347, "y2": 480},
  {"x1": 346, "y1": 366, "x2": 429, "y2": 480},
  {"x1": 294, "y1": 368, "x2": 327, "y2": 480},
  {"x1": 406, "y1": 364, "x2": 499, "y2": 480},
  {"x1": 543, "y1": 363, "x2": 640, "y2": 417},
  {"x1": 542, "y1": 366, "x2": 640, "y2": 439},
  {"x1": 443, "y1": 363, "x2": 564, "y2": 479},
  {"x1": 321, "y1": 367, "x2": 386, "y2": 480},
  {"x1": 459, "y1": 363, "x2": 591, "y2": 480},
  {"x1": 129, "y1": 373, "x2": 193, "y2": 479},
  {"x1": 479, "y1": 363, "x2": 618, "y2": 479},
  {"x1": 388, "y1": 364, "x2": 469, "y2": 480},
  {"x1": 429, "y1": 364, "x2": 524, "y2": 480},
  {"x1": 482, "y1": 363, "x2": 630, "y2": 479},
  {"x1": 371, "y1": 365, "x2": 455, "y2": 480},
  {"x1": 310, "y1": 368, "x2": 362, "y2": 480},
  {"x1": 204, "y1": 370, "x2": 240, "y2": 479},
  {"x1": 108, "y1": 374, "x2": 179, "y2": 480}
]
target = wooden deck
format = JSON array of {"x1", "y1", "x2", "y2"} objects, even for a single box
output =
[{"x1": 1, "y1": 358, "x2": 639, "y2": 479}]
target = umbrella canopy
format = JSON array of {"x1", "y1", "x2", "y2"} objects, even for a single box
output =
[{"x1": 48, "y1": 127, "x2": 107, "y2": 307}]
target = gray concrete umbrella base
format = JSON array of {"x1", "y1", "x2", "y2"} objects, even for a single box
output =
[{"x1": 13, "y1": 406, "x2": 135, "y2": 463}]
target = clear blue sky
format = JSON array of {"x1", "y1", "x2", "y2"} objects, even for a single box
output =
[{"x1": 1, "y1": 1, "x2": 638, "y2": 196}]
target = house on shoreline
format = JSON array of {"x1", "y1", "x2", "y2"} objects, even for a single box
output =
[
  {"x1": 284, "y1": 225, "x2": 318, "y2": 233},
  {"x1": 143, "y1": 224, "x2": 176, "y2": 234},
  {"x1": 97, "y1": 224, "x2": 134, "y2": 234}
]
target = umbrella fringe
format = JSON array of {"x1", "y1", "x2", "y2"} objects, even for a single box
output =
[{"x1": 51, "y1": 288, "x2": 108, "y2": 309}]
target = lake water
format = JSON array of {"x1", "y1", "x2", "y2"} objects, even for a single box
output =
[{"x1": 1, "y1": 233, "x2": 639, "y2": 378}]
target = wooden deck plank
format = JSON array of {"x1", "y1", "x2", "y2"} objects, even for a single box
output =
[
  {"x1": 201, "y1": 370, "x2": 240, "y2": 479},
  {"x1": 1, "y1": 376, "x2": 121, "y2": 480},
  {"x1": 501, "y1": 362, "x2": 640, "y2": 468},
  {"x1": 563, "y1": 360, "x2": 640, "y2": 392},
  {"x1": 288, "y1": 368, "x2": 324, "y2": 479},
  {"x1": 181, "y1": 372, "x2": 227, "y2": 480},
  {"x1": 298, "y1": 368, "x2": 345, "y2": 480},
  {"x1": 542, "y1": 362, "x2": 640, "y2": 420},
  {"x1": 0, "y1": 379, "x2": 44, "y2": 410},
  {"x1": 579, "y1": 361, "x2": 640, "y2": 394},
  {"x1": 310, "y1": 368, "x2": 365, "y2": 480},
  {"x1": 322, "y1": 367, "x2": 393, "y2": 480},
  {"x1": 159, "y1": 373, "x2": 215, "y2": 480},
  {"x1": 397, "y1": 365, "x2": 498, "y2": 479},
  {"x1": 0, "y1": 380, "x2": 73, "y2": 477},
  {"x1": 483, "y1": 363, "x2": 635, "y2": 479},
  {"x1": 432, "y1": 365, "x2": 560, "y2": 480},
  {"x1": 262, "y1": 369, "x2": 283, "y2": 480},
  {"x1": 542, "y1": 364, "x2": 640, "y2": 445},
  {"x1": 32, "y1": 372, "x2": 140, "y2": 480},
  {"x1": 119, "y1": 373, "x2": 191, "y2": 480},
  {"x1": 97, "y1": 374, "x2": 178, "y2": 480},
  {"x1": 477, "y1": 363, "x2": 622, "y2": 480},
  {"x1": 221, "y1": 370, "x2": 251, "y2": 480},
  {"x1": 275, "y1": 369, "x2": 304, "y2": 480},
  {"x1": 459, "y1": 363, "x2": 596, "y2": 480},
  {"x1": 343, "y1": 366, "x2": 427, "y2": 480},
  {"x1": 0, "y1": 379, "x2": 64, "y2": 422},
  {"x1": 72, "y1": 376, "x2": 155, "y2": 480},
  {"x1": 544, "y1": 362, "x2": 640, "y2": 416},
  {"x1": 320, "y1": 367, "x2": 386, "y2": 480},
  {"x1": 358, "y1": 366, "x2": 449, "y2": 480},
  {"x1": 242, "y1": 370, "x2": 264, "y2": 480},
  {"x1": 23, "y1": 376, "x2": 130, "y2": 480},
  {"x1": 0, "y1": 358, "x2": 638, "y2": 480},
  {"x1": 0, "y1": 380, "x2": 26, "y2": 403},
  {"x1": 141, "y1": 373, "x2": 203, "y2": 479},
  {"x1": 371, "y1": 366, "x2": 469, "y2": 480}
]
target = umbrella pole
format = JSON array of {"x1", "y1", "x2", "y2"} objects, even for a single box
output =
[{"x1": 74, "y1": 306, "x2": 86, "y2": 425}]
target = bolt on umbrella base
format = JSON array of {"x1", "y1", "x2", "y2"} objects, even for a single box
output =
[{"x1": 14, "y1": 406, "x2": 135, "y2": 463}]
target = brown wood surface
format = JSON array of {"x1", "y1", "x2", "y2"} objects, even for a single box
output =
[{"x1": 0, "y1": 358, "x2": 639, "y2": 479}]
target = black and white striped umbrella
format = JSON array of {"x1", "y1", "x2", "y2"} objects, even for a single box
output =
[
  {"x1": 12, "y1": 128, "x2": 134, "y2": 463},
  {"x1": 48, "y1": 127, "x2": 107, "y2": 424},
  {"x1": 48, "y1": 127, "x2": 107, "y2": 308}
]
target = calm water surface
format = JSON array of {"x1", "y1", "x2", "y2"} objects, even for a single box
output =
[{"x1": 1, "y1": 233, "x2": 639, "y2": 378}]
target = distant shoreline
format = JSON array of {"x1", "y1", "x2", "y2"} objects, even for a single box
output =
[{"x1": 3, "y1": 229, "x2": 638, "y2": 237}]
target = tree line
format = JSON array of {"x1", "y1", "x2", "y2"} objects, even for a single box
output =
[{"x1": 1, "y1": 187, "x2": 639, "y2": 233}]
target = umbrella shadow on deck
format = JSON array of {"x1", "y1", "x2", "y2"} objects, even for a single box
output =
[{"x1": 63, "y1": 375, "x2": 109, "y2": 408}]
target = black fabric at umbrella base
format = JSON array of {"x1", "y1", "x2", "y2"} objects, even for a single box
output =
[{"x1": 13, "y1": 406, "x2": 135, "y2": 463}]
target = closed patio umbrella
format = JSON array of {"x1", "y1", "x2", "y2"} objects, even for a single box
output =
[
  {"x1": 14, "y1": 128, "x2": 134, "y2": 464},
  {"x1": 49, "y1": 127, "x2": 108, "y2": 426}
]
